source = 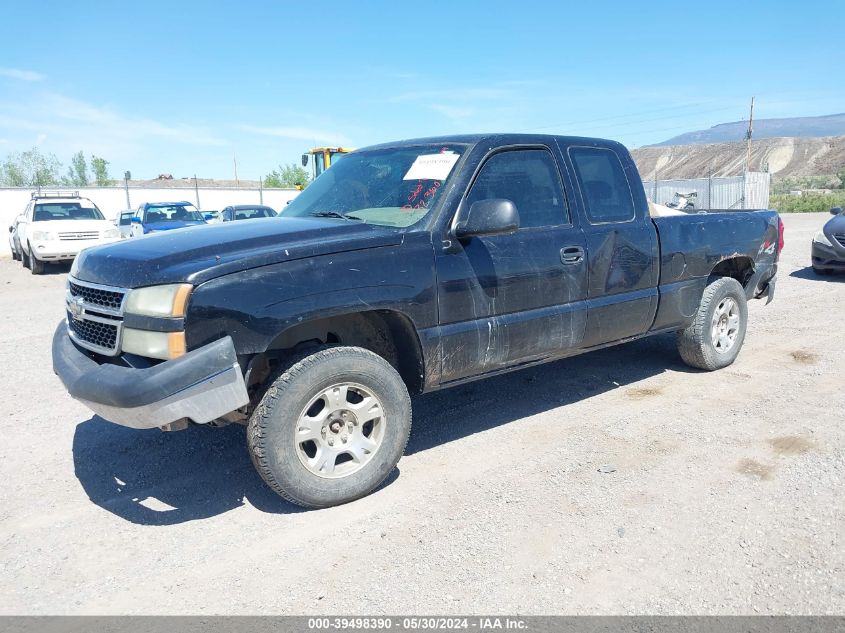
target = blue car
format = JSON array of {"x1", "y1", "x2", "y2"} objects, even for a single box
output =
[{"x1": 130, "y1": 201, "x2": 207, "y2": 236}]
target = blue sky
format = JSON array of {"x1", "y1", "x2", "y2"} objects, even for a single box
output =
[{"x1": 0, "y1": 0, "x2": 842, "y2": 180}]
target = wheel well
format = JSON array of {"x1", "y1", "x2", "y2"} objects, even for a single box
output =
[
  {"x1": 709, "y1": 256, "x2": 755, "y2": 287},
  {"x1": 258, "y1": 310, "x2": 425, "y2": 395}
]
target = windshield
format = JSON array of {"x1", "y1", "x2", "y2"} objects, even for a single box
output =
[
  {"x1": 284, "y1": 144, "x2": 466, "y2": 228},
  {"x1": 34, "y1": 203, "x2": 105, "y2": 221},
  {"x1": 143, "y1": 204, "x2": 204, "y2": 223}
]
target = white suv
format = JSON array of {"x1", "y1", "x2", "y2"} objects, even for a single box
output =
[{"x1": 15, "y1": 192, "x2": 120, "y2": 274}]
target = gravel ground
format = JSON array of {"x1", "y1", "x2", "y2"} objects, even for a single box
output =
[{"x1": 0, "y1": 212, "x2": 842, "y2": 615}]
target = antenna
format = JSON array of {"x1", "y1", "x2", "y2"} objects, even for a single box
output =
[{"x1": 745, "y1": 96, "x2": 755, "y2": 173}]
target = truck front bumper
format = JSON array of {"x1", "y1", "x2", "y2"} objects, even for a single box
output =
[{"x1": 52, "y1": 322, "x2": 250, "y2": 430}]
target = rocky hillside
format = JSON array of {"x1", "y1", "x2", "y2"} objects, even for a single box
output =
[{"x1": 631, "y1": 135, "x2": 845, "y2": 180}]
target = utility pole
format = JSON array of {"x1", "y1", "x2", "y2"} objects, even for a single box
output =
[
  {"x1": 745, "y1": 96, "x2": 755, "y2": 173},
  {"x1": 123, "y1": 171, "x2": 131, "y2": 209},
  {"x1": 233, "y1": 153, "x2": 239, "y2": 187},
  {"x1": 259, "y1": 176, "x2": 264, "y2": 205},
  {"x1": 194, "y1": 174, "x2": 201, "y2": 209}
]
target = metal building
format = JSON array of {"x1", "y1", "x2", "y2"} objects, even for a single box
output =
[{"x1": 640, "y1": 171, "x2": 770, "y2": 209}]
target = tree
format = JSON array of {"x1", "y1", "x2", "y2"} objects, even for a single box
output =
[
  {"x1": 90, "y1": 155, "x2": 114, "y2": 186},
  {"x1": 0, "y1": 147, "x2": 61, "y2": 186},
  {"x1": 63, "y1": 150, "x2": 89, "y2": 186},
  {"x1": 264, "y1": 163, "x2": 311, "y2": 188},
  {"x1": 0, "y1": 159, "x2": 25, "y2": 186}
]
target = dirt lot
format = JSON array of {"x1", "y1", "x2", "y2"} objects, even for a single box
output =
[{"x1": 0, "y1": 212, "x2": 842, "y2": 615}]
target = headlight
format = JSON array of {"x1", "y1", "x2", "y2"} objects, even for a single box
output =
[
  {"x1": 102, "y1": 228, "x2": 120, "y2": 238},
  {"x1": 814, "y1": 230, "x2": 832, "y2": 247},
  {"x1": 31, "y1": 230, "x2": 54, "y2": 241},
  {"x1": 125, "y1": 284, "x2": 192, "y2": 317},
  {"x1": 122, "y1": 329, "x2": 186, "y2": 360}
]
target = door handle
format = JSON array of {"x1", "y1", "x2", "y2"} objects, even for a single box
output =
[{"x1": 560, "y1": 246, "x2": 584, "y2": 265}]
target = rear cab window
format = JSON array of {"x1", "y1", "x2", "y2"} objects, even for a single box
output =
[{"x1": 568, "y1": 147, "x2": 636, "y2": 224}]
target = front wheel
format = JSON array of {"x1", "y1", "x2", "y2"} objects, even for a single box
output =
[
  {"x1": 247, "y1": 346, "x2": 412, "y2": 508},
  {"x1": 677, "y1": 277, "x2": 748, "y2": 371},
  {"x1": 28, "y1": 246, "x2": 45, "y2": 275}
]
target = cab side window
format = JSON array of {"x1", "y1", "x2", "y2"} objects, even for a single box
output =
[
  {"x1": 569, "y1": 147, "x2": 636, "y2": 224},
  {"x1": 466, "y1": 149, "x2": 568, "y2": 229}
]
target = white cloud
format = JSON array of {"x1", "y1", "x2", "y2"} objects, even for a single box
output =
[
  {"x1": 0, "y1": 67, "x2": 45, "y2": 82},
  {"x1": 239, "y1": 124, "x2": 352, "y2": 146}
]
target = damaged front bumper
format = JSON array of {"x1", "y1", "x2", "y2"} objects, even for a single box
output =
[{"x1": 52, "y1": 322, "x2": 249, "y2": 430}]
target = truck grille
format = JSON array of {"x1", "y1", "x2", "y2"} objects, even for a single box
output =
[
  {"x1": 68, "y1": 281, "x2": 125, "y2": 310},
  {"x1": 66, "y1": 276, "x2": 127, "y2": 356},
  {"x1": 59, "y1": 231, "x2": 100, "y2": 241},
  {"x1": 68, "y1": 314, "x2": 118, "y2": 351},
  {"x1": 833, "y1": 233, "x2": 845, "y2": 248}
]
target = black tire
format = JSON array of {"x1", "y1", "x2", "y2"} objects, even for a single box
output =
[
  {"x1": 677, "y1": 277, "x2": 748, "y2": 371},
  {"x1": 21, "y1": 246, "x2": 30, "y2": 269},
  {"x1": 247, "y1": 346, "x2": 412, "y2": 508},
  {"x1": 28, "y1": 245, "x2": 44, "y2": 275},
  {"x1": 812, "y1": 266, "x2": 832, "y2": 276}
]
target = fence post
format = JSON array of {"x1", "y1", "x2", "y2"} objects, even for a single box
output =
[{"x1": 708, "y1": 171, "x2": 712, "y2": 209}]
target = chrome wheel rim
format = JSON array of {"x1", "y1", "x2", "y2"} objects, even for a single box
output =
[
  {"x1": 711, "y1": 296, "x2": 740, "y2": 353},
  {"x1": 295, "y1": 382, "x2": 385, "y2": 479}
]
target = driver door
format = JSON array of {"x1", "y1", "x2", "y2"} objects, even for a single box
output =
[{"x1": 434, "y1": 146, "x2": 589, "y2": 384}]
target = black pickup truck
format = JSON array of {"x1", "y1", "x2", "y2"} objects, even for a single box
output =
[{"x1": 53, "y1": 134, "x2": 782, "y2": 508}]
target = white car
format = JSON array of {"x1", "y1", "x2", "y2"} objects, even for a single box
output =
[{"x1": 15, "y1": 192, "x2": 121, "y2": 274}]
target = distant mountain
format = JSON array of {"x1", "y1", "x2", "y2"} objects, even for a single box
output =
[
  {"x1": 651, "y1": 113, "x2": 845, "y2": 146},
  {"x1": 631, "y1": 135, "x2": 845, "y2": 180}
]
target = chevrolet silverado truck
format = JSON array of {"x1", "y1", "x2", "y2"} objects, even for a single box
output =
[{"x1": 53, "y1": 134, "x2": 782, "y2": 508}]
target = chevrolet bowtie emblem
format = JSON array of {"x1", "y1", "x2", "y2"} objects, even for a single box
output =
[{"x1": 68, "y1": 296, "x2": 85, "y2": 318}]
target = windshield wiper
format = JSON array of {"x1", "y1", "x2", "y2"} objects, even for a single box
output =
[{"x1": 310, "y1": 211, "x2": 363, "y2": 221}]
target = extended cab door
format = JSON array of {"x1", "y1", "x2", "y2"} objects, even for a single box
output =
[
  {"x1": 563, "y1": 144, "x2": 659, "y2": 347},
  {"x1": 434, "y1": 146, "x2": 589, "y2": 384}
]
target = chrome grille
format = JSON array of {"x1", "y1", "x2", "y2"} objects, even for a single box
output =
[
  {"x1": 68, "y1": 281, "x2": 125, "y2": 310},
  {"x1": 66, "y1": 276, "x2": 127, "y2": 356},
  {"x1": 59, "y1": 231, "x2": 99, "y2": 241},
  {"x1": 833, "y1": 233, "x2": 845, "y2": 248},
  {"x1": 68, "y1": 314, "x2": 118, "y2": 350}
]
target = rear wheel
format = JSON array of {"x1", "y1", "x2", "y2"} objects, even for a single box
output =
[
  {"x1": 247, "y1": 346, "x2": 412, "y2": 508},
  {"x1": 678, "y1": 277, "x2": 748, "y2": 371}
]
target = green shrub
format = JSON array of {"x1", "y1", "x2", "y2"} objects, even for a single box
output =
[{"x1": 770, "y1": 192, "x2": 845, "y2": 213}]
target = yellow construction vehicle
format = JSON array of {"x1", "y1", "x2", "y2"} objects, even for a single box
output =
[{"x1": 301, "y1": 147, "x2": 353, "y2": 182}]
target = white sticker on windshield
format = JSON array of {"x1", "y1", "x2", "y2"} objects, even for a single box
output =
[{"x1": 403, "y1": 152, "x2": 459, "y2": 181}]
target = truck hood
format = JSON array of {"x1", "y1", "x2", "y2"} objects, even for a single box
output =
[{"x1": 73, "y1": 217, "x2": 403, "y2": 288}]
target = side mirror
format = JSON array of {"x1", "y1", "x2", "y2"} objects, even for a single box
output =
[
  {"x1": 830, "y1": 207, "x2": 842, "y2": 216},
  {"x1": 301, "y1": 154, "x2": 309, "y2": 167},
  {"x1": 454, "y1": 199, "x2": 520, "y2": 239},
  {"x1": 130, "y1": 216, "x2": 141, "y2": 224},
  {"x1": 8, "y1": 226, "x2": 13, "y2": 233}
]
